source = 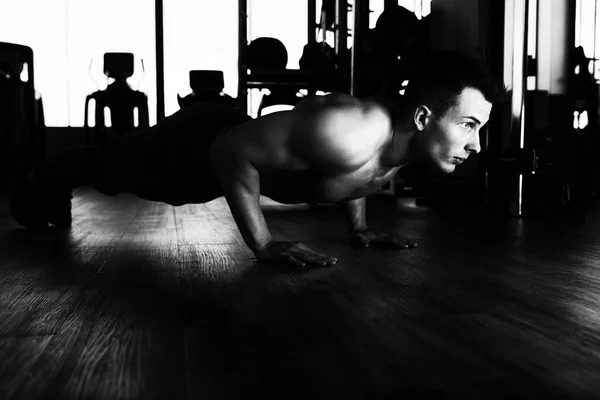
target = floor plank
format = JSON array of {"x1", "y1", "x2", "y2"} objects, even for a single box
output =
[
  {"x1": 1, "y1": 187, "x2": 600, "y2": 399},
  {"x1": 179, "y1": 243, "x2": 254, "y2": 399},
  {"x1": 0, "y1": 336, "x2": 55, "y2": 399}
]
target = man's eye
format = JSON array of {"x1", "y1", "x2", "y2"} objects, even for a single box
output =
[{"x1": 461, "y1": 122, "x2": 475, "y2": 130}]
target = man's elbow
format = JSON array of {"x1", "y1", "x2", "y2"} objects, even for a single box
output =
[
  {"x1": 210, "y1": 145, "x2": 256, "y2": 185},
  {"x1": 209, "y1": 138, "x2": 239, "y2": 173}
]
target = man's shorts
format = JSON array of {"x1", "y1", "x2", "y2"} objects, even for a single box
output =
[{"x1": 92, "y1": 103, "x2": 252, "y2": 206}]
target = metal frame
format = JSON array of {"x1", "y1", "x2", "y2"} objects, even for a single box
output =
[
  {"x1": 350, "y1": 0, "x2": 361, "y2": 96},
  {"x1": 236, "y1": 0, "x2": 355, "y2": 115},
  {"x1": 510, "y1": 0, "x2": 529, "y2": 216},
  {"x1": 155, "y1": 0, "x2": 165, "y2": 121},
  {"x1": 151, "y1": 1, "x2": 378, "y2": 119},
  {"x1": 237, "y1": 0, "x2": 248, "y2": 113}
]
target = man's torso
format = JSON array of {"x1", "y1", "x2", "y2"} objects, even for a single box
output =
[
  {"x1": 215, "y1": 94, "x2": 402, "y2": 204},
  {"x1": 258, "y1": 160, "x2": 401, "y2": 204}
]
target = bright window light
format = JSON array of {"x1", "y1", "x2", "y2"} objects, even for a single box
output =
[
  {"x1": 87, "y1": 98, "x2": 96, "y2": 127},
  {"x1": 104, "y1": 107, "x2": 112, "y2": 128},
  {"x1": 260, "y1": 104, "x2": 295, "y2": 116},
  {"x1": 20, "y1": 62, "x2": 29, "y2": 83},
  {"x1": 133, "y1": 107, "x2": 139, "y2": 128},
  {"x1": 0, "y1": 0, "x2": 156, "y2": 127},
  {"x1": 164, "y1": 0, "x2": 238, "y2": 118},
  {"x1": 576, "y1": 0, "x2": 600, "y2": 79}
]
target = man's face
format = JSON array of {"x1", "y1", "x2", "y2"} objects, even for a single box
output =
[{"x1": 419, "y1": 87, "x2": 493, "y2": 174}]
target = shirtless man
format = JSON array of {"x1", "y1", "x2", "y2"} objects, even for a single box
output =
[{"x1": 10, "y1": 51, "x2": 501, "y2": 268}]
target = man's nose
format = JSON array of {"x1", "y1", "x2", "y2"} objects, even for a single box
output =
[{"x1": 466, "y1": 132, "x2": 481, "y2": 154}]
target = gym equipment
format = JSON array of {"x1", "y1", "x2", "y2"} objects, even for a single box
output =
[
  {"x1": 0, "y1": 41, "x2": 45, "y2": 189},
  {"x1": 84, "y1": 52, "x2": 149, "y2": 144},
  {"x1": 237, "y1": 0, "x2": 348, "y2": 115},
  {"x1": 246, "y1": 37, "x2": 305, "y2": 116},
  {"x1": 177, "y1": 70, "x2": 235, "y2": 109}
]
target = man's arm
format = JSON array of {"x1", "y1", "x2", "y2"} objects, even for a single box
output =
[
  {"x1": 209, "y1": 93, "x2": 390, "y2": 265},
  {"x1": 344, "y1": 195, "x2": 418, "y2": 249},
  {"x1": 209, "y1": 125, "x2": 337, "y2": 267},
  {"x1": 210, "y1": 149, "x2": 272, "y2": 254},
  {"x1": 343, "y1": 197, "x2": 368, "y2": 232}
]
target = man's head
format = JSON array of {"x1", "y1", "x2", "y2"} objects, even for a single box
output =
[{"x1": 402, "y1": 51, "x2": 504, "y2": 173}]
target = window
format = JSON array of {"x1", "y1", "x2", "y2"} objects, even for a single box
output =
[
  {"x1": 575, "y1": 0, "x2": 600, "y2": 79},
  {"x1": 249, "y1": 1, "x2": 308, "y2": 70},
  {"x1": 397, "y1": 0, "x2": 432, "y2": 20},
  {"x1": 163, "y1": 0, "x2": 238, "y2": 117},
  {"x1": 0, "y1": 0, "x2": 156, "y2": 127},
  {"x1": 1, "y1": 1, "x2": 437, "y2": 125},
  {"x1": 527, "y1": 0, "x2": 538, "y2": 90},
  {"x1": 1, "y1": 0, "x2": 69, "y2": 127}
]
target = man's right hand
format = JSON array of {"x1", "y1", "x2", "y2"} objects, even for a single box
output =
[{"x1": 256, "y1": 241, "x2": 338, "y2": 268}]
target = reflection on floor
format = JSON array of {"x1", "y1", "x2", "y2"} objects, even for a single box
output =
[{"x1": 1, "y1": 187, "x2": 600, "y2": 399}]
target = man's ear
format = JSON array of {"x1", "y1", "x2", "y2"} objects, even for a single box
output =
[{"x1": 413, "y1": 105, "x2": 432, "y2": 131}]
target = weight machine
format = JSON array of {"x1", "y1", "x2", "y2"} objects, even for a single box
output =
[{"x1": 236, "y1": 0, "x2": 368, "y2": 115}]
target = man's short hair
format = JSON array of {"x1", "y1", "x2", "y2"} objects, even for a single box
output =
[{"x1": 402, "y1": 51, "x2": 504, "y2": 118}]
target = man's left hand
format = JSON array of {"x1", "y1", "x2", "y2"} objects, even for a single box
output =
[{"x1": 351, "y1": 228, "x2": 418, "y2": 249}]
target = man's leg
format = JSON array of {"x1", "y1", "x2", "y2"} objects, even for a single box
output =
[
  {"x1": 10, "y1": 145, "x2": 102, "y2": 228},
  {"x1": 9, "y1": 103, "x2": 248, "y2": 227}
]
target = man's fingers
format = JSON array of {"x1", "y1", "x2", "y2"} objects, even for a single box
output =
[
  {"x1": 374, "y1": 235, "x2": 417, "y2": 249},
  {"x1": 317, "y1": 257, "x2": 337, "y2": 266},
  {"x1": 356, "y1": 235, "x2": 370, "y2": 248},
  {"x1": 380, "y1": 235, "x2": 405, "y2": 248},
  {"x1": 306, "y1": 254, "x2": 337, "y2": 267},
  {"x1": 259, "y1": 242, "x2": 337, "y2": 268},
  {"x1": 352, "y1": 231, "x2": 418, "y2": 250},
  {"x1": 295, "y1": 251, "x2": 337, "y2": 267},
  {"x1": 399, "y1": 239, "x2": 418, "y2": 248},
  {"x1": 287, "y1": 255, "x2": 306, "y2": 268},
  {"x1": 382, "y1": 235, "x2": 417, "y2": 249},
  {"x1": 387, "y1": 236, "x2": 406, "y2": 247}
]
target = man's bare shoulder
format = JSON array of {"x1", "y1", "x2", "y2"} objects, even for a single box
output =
[
  {"x1": 292, "y1": 92, "x2": 391, "y2": 117},
  {"x1": 293, "y1": 92, "x2": 359, "y2": 111},
  {"x1": 292, "y1": 93, "x2": 390, "y2": 131},
  {"x1": 288, "y1": 93, "x2": 393, "y2": 173}
]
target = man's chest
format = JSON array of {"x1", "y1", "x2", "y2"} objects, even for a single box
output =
[
  {"x1": 259, "y1": 162, "x2": 399, "y2": 204},
  {"x1": 325, "y1": 165, "x2": 400, "y2": 201}
]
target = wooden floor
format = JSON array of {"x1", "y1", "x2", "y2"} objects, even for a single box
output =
[{"x1": 1, "y1": 187, "x2": 600, "y2": 399}]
